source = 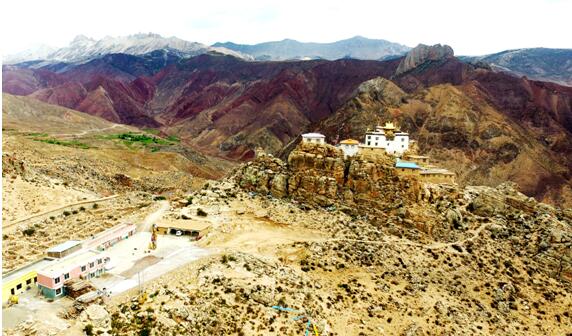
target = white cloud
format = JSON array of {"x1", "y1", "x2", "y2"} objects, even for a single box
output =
[{"x1": 1, "y1": 0, "x2": 570, "y2": 56}]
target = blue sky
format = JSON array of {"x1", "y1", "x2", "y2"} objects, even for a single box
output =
[{"x1": 2, "y1": 0, "x2": 571, "y2": 56}]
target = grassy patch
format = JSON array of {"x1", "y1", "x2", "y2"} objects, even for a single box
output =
[
  {"x1": 101, "y1": 132, "x2": 181, "y2": 152},
  {"x1": 26, "y1": 132, "x2": 48, "y2": 137},
  {"x1": 34, "y1": 138, "x2": 90, "y2": 149},
  {"x1": 142, "y1": 128, "x2": 161, "y2": 135},
  {"x1": 166, "y1": 135, "x2": 180, "y2": 142},
  {"x1": 104, "y1": 132, "x2": 172, "y2": 146}
]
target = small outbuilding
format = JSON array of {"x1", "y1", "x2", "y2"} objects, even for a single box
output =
[
  {"x1": 339, "y1": 139, "x2": 360, "y2": 158},
  {"x1": 47, "y1": 240, "x2": 82, "y2": 259},
  {"x1": 301, "y1": 133, "x2": 326, "y2": 145},
  {"x1": 395, "y1": 161, "x2": 421, "y2": 176},
  {"x1": 155, "y1": 220, "x2": 210, "y2": 240},
  {"x1": 420, "y1": 168, "x2": 456, "y2": 184}
]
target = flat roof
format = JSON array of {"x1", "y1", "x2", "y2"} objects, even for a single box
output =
[
  {"x1": 421, "y1": 169, "x2": 455, "y2": 175},
  {"x1": 302, "y1": 133, "x2": 325, "y2": 138},
  {"x1": 340, "y1": 139, "x2": 359, "y2": 145},
  {"x1": 39, "y1": 250, "x2": 101, "y2": 277},
  {"x1": 156, "y1": 219, "x2": 211, "y2": 232},
  {"x1": 84, "y1": 223, "x2": 136, "y2": 247},
  {"x1": 2, "y1": 258, "x2": 55, "y2": 284},
  {"x1": 406, "y1": 155, "x2": 430, "y2": 159},
  {"x1": 47, "y1": 240, "x2": 82, "y2": 253},
  {"x1": 396, "y1": 161, "x2": 420, "y2": 169}
]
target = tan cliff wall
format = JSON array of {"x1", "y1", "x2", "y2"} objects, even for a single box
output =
[{"x1": 235, "y1": 142, "x2": 421, "y2": 212}]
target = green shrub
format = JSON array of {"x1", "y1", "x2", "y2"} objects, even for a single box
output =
[
  {"x1": 92, "y1": 204, "x2": 99, "y2": 209},
  {"x1": 79, "y1": 206, "x2": 86, "y2": 211},
  {"x1": 197, "y1": 208, "x2": 208, "y2": 217},
  {"x1": 84, "y1": 324, "x2": 94, "y2": 335},
  {"x1": 153, "y1": 195, "x2": 166, "y2": 201},
  {"x1": 72, "y1": 210, "x2": 79, "y2": 214},
  {"x1": 23, "y1": 228, "x2": 36, "y2": 236},
  {"x1": 63, "y1": 211, "x2": 71, "y2": 216}
]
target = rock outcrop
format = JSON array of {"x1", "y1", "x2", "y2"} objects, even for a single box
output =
[
  {"x1": 396, "y1": 43, "x2": 454, "y2": 75},
  {"x1": 235, "y1": 142, "x2": 419, "y2": 210}
]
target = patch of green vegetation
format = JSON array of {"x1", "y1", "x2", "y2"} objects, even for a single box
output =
[
  {"x1": 104, "y1": 132, "x2": 172, "y2": 146},
  {"x1": 142, "y1": 128, "x2": 161, "y2": 135},
  {"x1": 26, "y1": 132, "x2": 48, "y2": 137},
  {"x1": 150, "y1": 146, "x2": 160, "y2": 153},
  {"x1": 166, "y1": 135, "x2": 180, "y2": 142},
  {"x1": 34, "y1": 138, "x2": 90, "y2": 149}
]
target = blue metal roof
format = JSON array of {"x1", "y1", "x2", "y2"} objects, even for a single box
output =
[{"x1": 396, "y1": 161, "x2": 420, "y2": 169}]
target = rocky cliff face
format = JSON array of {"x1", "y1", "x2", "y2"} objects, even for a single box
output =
[
  {"x1": 396, "y1": 43, "x2": 455, "y2": 75},
  {"x1": 235, "y1": 142, "x2": 420, "y2": 212}
]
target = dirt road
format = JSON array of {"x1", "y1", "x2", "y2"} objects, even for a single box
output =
[
  {"x1": 3, "y1": 194, "x2": 119, "y2": 230},
  {"x1": 139, "y1": 200, "x2": 169, "y2": 232}
]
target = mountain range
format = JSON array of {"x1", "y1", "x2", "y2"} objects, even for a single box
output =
[
  {"x1": 461, "y1": 48, "x2": 572, "y2": 86},
  {"x1": 5, "y1": 34, "x2": 571, "y2": 86},
  {"x1": 2, "y1": 36, "x2": 572, "y2": 207},
  {"x1": 3, "y1": 33, "x2": 249, "y2": 64},
  {"x1": 213, "y1": 36, "x2": 411, "y2": 61}
]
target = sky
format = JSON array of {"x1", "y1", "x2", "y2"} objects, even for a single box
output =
[{"x1": 1, "y1": 0, "x2": 571, "y2": 56}]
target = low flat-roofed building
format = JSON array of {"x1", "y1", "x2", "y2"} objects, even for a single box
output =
[
  {"x1": 395, "y1": 161, "x2": 421, "y2": 176},
  {"x1": 37, "y1": 250, "x2": 108, "y2": 299},
  {"x1": 155, "y1": 219, "x2": 211, "y2": 240},
  {"x1": 301, "y1": 133, "x2": 326, "y2": 145},
  {"x1": 2, "y1": 258, "x2": 55, "y2": 301},
  {"x1": 83, "y1": 223, "x2": 136, "y2": 251},
  {"x1": 47, "y1": 240, "x2": 82, "y2": 259},
  {"x1": 403, "y1": 154, "x2": 431, "y2": 166},
  {"x1": 420, "y1": 168, "x2": 456, "y2": 184}
]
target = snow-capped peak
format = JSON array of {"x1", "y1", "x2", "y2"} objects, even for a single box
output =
[{"x1": 5, "y1": 33, "x2": 252, "y2": 64}]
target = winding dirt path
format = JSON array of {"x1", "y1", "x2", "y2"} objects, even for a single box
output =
[
  {"x1": 55, "y1": 124, "x2": 129, "y2": 138},
  {"x1": 3, "y1": 194, "x2": 119, "y2": 230}
]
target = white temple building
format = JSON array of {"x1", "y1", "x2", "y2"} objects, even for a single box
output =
[{"x1": 362, "y1": 122, "x2": 409, "y2": 155}]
